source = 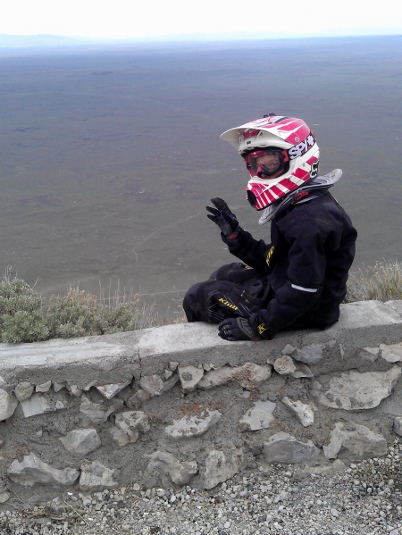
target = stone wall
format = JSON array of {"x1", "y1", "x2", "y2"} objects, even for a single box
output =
[{"x1": 0, "y1": 300, "x2": 402, "y2": 507}]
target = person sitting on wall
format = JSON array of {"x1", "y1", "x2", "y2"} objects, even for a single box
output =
[{"x1": 183, "y1": 113, "x2": 357, "y2": 341}]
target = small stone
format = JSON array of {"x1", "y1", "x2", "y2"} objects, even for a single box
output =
[{"x1": 36, "y1": 380, "x2": 52, "y2": 393}]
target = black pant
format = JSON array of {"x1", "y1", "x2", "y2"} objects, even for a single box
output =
[{"x1": 183, "y1": 263, "x2": 270, "y2": 324}]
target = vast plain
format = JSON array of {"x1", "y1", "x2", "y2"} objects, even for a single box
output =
[{"x1": 0, "y1": 35, "x2": 401, "y2": 319}]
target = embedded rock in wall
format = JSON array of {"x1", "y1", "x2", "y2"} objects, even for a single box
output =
[
  {"x1": 146, "y1": 451, "x2": 198, "y2": 487},
  {"x1": 311, "y1": 367, "x2": 402, "y2": 410},
  {"x1": 323, "y1": 422, "x2": 388, "y2": 460},
  {"x1": 7, "y1": 453, "x2": 79, "y2": 487},
  {"x1": 202, "y1": 447, "x2": 244, "y2": 490},
  {"x1": 273, "y1": 356, "x2": 313, "y2": 378},
  {"x1": 109, "y1": 410, "x2": 150, "y2": 446},
  {"x1": 165, "y1": 410, "x2": 221, "y2": 438},
  {"x1": 79, "y1": 395, "x2": 123, "y2": 424},
  {"x1": 198, "y1": 362, "x2": 271, "y2": 390},
  {"x1": 20, "y1": 394, "x2": 66, "y2": 418},
  {"x1": 380, "y1": 343, "x2": 402, "y2": 363},
  {"x1": 292, "y1": 343, "x2": 325, "y2": 365},
  {"x1": 79, "y1": 460, "x2": 118, "y2": 490},
  {"x1": 393, "y1": 417, "x2": 402, "y2": 436},
  {"x1": 59, "y1": 429, "x2": 102, "y2": 456},
  {"x1": 263, "y1": 432, "x2": 320, "y2": 464},
  {"x1": 239, "y1": 401, "x2": 276, "y2": 431},
  {"x1": 281, "y1": 397, "x2": 316, "y2": 427},
  {"x1": 95, "y1": 380, "x2": 132, "y2": 400},
  {"x1": 178, "y1": 366, "x2": 204, "y2": 392},
  {"x1": 0, "y1": 389, "x2": 18, "y2": 421},
  {"x1": 139, "y1": 374, "x2": 164, "y2": 396},
  {"x1": 14, "y1": 381, "x2": 35, "y2": 402}
]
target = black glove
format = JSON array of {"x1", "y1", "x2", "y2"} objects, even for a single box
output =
[
  {"x1": 206, "y1": 198, "x2": 239, "y2": 237},
  {"x1": 218, "y1": 317, "x2": 261, "y2": 341}
]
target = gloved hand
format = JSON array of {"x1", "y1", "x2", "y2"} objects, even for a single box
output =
[
  {"x1": 218, "y1": 317, "x2": 261, "y2": 341},
  {"x1": 206, "y1": 198, "x2": 239, "y2": 237}
]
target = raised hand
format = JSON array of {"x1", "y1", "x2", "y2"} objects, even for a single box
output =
[{"x1": 206, "y1": 198, "x2": 239, "y2": 237}]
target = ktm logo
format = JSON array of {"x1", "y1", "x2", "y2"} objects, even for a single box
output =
[{"x1": 218, "y1": 298, "x2": 238, "y2": 311}]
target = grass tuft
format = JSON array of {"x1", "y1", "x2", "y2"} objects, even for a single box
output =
[{"x1": 345, "y1": 259, "x2": 402, "y2": 303}]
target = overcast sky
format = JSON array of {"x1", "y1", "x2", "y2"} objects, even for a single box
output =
[{"x1": 1, "y1": 0, "x2": 401, "y2": 40}]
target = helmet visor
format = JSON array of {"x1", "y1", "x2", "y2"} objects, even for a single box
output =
[{"x1": 244, "y1": 149, "x2": 285, "y2": 177}]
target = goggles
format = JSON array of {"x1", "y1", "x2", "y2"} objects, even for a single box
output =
[{"x1": 244, "y1": 148, "x2": 287, "y2": 177}]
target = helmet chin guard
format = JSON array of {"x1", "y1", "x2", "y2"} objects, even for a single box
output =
[{"x1": 220, "y1": 114, "x2": 320, "y2": 210}]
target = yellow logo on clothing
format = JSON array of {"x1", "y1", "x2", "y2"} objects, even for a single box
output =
[
  {"x1": 218, "y1": 298, "x2": 238, "y2": 311},
  {"x1": 266, "y1": 246, "x2": 275, "y2": 268},
  {"x1": 257, "y1": 323, "x2": 267, "y2": 335}
]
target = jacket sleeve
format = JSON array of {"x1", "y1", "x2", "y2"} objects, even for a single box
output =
[{"x1": 221, "y1": 227, "x2": 272, "y2": 274}]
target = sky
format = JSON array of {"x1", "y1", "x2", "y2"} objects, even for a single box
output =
[{"x1": 0, "y1": 0, "x2": 401, "y2": 41}]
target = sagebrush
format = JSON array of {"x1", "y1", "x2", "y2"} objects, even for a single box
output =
[{"x1": 0, "y1": 273, "x2": 159, "y2": 343}]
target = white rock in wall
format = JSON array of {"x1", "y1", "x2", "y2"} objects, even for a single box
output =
[
  {"x1": 292, "y1": 344, "x2": 325, "y2": 365},
  {"x1": 273, "y1": 355, "x2": 296, "y2": 375},
  {"x1": 0, "y1": 389, "x2": 18, "y2": 421},
  {"x1": 311, "y1": 367, "x2": 402, "y2": 410},
  {"x1": 139, "y1": 375, "x2": 164, "y2": 396},
  {"x1": 79, "y1": 395, "x2": 123, "y2": 424},
  {"x1": 66, "y1": 384, "x2": 82, "y2": 397},
  {"x1": 178, "y1": 366, "x2": 204, "y2": 392},
  {"x1": 36, "y1": 380, "x2": 52, "y2": 393},
  {"x1": 165, "y1": 410, "x2": 222, "y2": 438},
  {"x1": 146, "y1": 451, "x2": 198, "y2": 486},
  {"x1": 239, "y1": 401, "x2": 276, "y2": 431},
  {"x1": 0, "y1": 492, "x2": 10, "y2": 504},
  {"x1": 380, "y1": 343, "x2": 402, "y2": 363},
  {"x1": 281, "y1": 397, "x2": 316, "y2": 427},
  {"x1": 95, "y1": 380, "x2": 132, "y2": 400},
  {"x1": 393, "y1": 417, "x2": 402, "y2": 436},
  {"x1": 202, "y1": 447, "x2": 243, "y2": 490},
  {"x1": 7, "y1": 452, "x2": 79, "y2": 487},
  {"x1": 162, "y1": 374, "x2": 180, "y2": 393},
  {"x1": 273, "y1": 356, "x2": 313, "y2": 378},
  {"x1": 281, "y1": 344, "x2": 296, "y2": 356},
  {"x1": 113, "y1": 411, "x2": 150, "y2": 444},
  {"x1": 79, "y1": 460, "x2": 118, "y2": 490},
  {"x1": 263, "y1": 432, "x2": 320, "y2": 464},
  {"x1": 20, "y1": 394, "x2": 65, "y2": 418},
  {"x1": 323, "y1": 422, "x2": 387, "y2": 459},
  {"x1": 198, "y1": 362, "x2": 271, "y2": 391},
  {"x1": 60, "y1": 428, "x2": 102, "y2": 456},
  {"x1": 14, "y1": 381, "x2": 35, "y2": 401}
]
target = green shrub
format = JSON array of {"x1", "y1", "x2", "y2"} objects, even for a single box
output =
[
  {"x1": 46, "y1": 288, "x2": 100, "y2": 339},
  {"x1": 0, "y1": 273, "x2": 47, "y2": 343},
  {"x1": 0, "y1": 272, "x2": 159, "y2": 343},
  {"x1": 1, "y1": 310, "x2": 48, "y2": 343}
]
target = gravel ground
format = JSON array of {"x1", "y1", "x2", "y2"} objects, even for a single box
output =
[{"x1": 1, "y1": 442, "x2": 401, "y2": 535}]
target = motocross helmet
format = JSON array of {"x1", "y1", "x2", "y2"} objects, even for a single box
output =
[{"x1": 220, "y1": 114, "x2": 320, "y2": 211}]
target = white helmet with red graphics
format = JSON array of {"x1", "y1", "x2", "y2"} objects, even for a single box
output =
[{"x1": 220, "y1": 113, "x2": 320, "y2": 211}]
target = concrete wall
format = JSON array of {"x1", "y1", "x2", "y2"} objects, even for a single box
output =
[{"x1": 1, "y1": 300, "x2": 402, "y2": 507}]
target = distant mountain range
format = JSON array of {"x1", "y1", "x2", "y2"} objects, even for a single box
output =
[
  {"x1": 0, "y1": 34, "x2": 99, "y2": 48},
  {"x1": 1, "y1": 31, "x2": 400, "y2": 51}
]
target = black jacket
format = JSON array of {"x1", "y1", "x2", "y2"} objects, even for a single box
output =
[{"x1": 223, "y1": 192, "x2": 357, "y2": 339}]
